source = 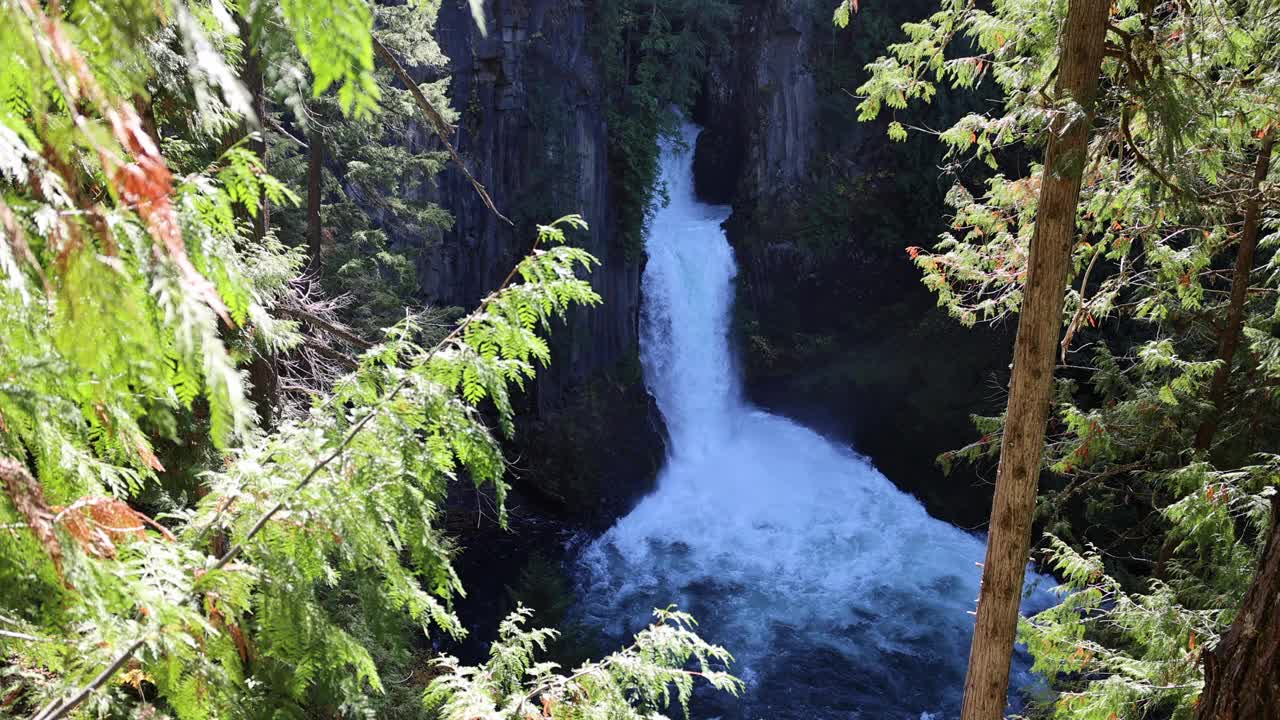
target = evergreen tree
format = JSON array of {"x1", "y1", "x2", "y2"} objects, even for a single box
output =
[
  {"x1": 854, "y1": 0, "x2": 1280, "y2": 717},
  {"x1": 266, "y1": 1, "x2": 457, "y2": 340},
  {"x1": 956, "y1": 3, "x2": 1110, "y2": 718}
]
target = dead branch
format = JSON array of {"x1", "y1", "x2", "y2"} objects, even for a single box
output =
[{"x1": 371, "y1": 36, "x2": 512, "y2": 226}]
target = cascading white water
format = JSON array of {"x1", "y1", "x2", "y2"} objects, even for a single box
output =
[{"x1": 576, "y1": 123, "x2": 1050, "y2": 720}]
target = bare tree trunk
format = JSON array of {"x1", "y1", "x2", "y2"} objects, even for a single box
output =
[
  {"x1": 1196, "y1": 494, "x2": 1280, "y2": 720},
  {"x1": 1193, "y1": 130, "x2": 1275, "y2": 451},
  {"x1": 959, "y1": 2, "x2": 1109, "y2": 719},
  {"x1": 306, "y1": 129, "x2": 325, "y2": 274}
]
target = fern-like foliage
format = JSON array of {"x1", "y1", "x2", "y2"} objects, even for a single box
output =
[
  {"x1": 854, "y1": 1, "x2": 1280, "y2": 718},
  {"x1": 0, "y1": 2, "x2": 737, "y2": 718},
  {"x1": 1020, "y1": 536, "x2": 1227, "y2": 720},
  {"x1": 425, "y1": 606, "x2": 743, "y2": 720},
  {"x1": 3, "y1": 211, "x2": 603, "y2": 717}
]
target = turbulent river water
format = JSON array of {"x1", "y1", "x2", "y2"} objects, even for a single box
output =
[{"x1": 574, "y1": 123, "x2": 1051, "y2": 720}]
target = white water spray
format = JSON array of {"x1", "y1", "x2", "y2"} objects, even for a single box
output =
[{"x1": 576, "y1": 123, "x2": 1049, "y2": 719}]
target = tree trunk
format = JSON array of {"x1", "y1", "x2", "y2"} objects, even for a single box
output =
[
  {"x1": 959, "y1": 3, "x2": 1110, "y2": 719},
  {"x1": 248, "y1": 60, "x2": 269, "y2": 242},
  {"x1": 1193, "y1": 130, "x2": 1275, "y2": 451},
  {"x1": 1196, "y1": 493, "x2": 1280, "y2": 720},
  {"x1": 306, "y1": 130, "x2": 325, "y2": 274},
  {"x1": 234, "y1": 10, "x2": 276, "y2": 428},
  {"x1": 233, "y1": 11, "x2": 269, "y2": 243}
]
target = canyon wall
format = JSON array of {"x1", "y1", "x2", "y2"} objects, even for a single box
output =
[
  {"x1": 697, "y1": 0, "x2": 1012, "y2": 526},
  {"x1": 417, "y1": 0, "x2": 664, "y2": 524},
  {"x1": 405, "y1": 0, "x2": 1011, "y2": 527}
]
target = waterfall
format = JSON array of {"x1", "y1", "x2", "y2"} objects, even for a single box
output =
[{"x1": 575, "y1": 122, "x2": 1050, "y2": 720}]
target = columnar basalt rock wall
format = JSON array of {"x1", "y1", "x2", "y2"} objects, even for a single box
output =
[
  {"x1": 399, "y1": 0, "x2": 1009, "y2": 526},
  {"x1": 696, "y1": 0, "x2": 1013, "y2": 526},
  {"x1": 414, "y1": 1, "x2": 661, "y2": 523},
  {"x1": 422, "y1": 1, "x2": 640, "y2": 409}
]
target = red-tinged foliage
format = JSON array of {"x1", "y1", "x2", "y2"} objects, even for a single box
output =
[
  {"x1": 0, "y1": 455, "x2": 63, "y2": 576},
  {"x1": 52, "y1": 496, "x2": 176, "y2": 560},
  {"x1": 0, "y1": 199, "x2": 51, "y2": 296},
  {"x1": 205, "y1": 595, "x2": 253, "y2": 663},
  {"x1": 105, "y1": 106, "x2": 231, "y2": 324},
  {"x1": 134, "y1": 442, "x2": 166, "y2": 472},
  {"x1": 26, "y1": 0, "x2": 231, "y2": 324}
]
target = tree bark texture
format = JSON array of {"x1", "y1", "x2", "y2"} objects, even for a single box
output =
[
  {"x1": 1196, "y1": 493, "x2": 1280, "y2": 720},
  {"x1": 959, "y1": 3, "x2": 1110, "y2": 719},
  {"x1": 306, "y1": 129, "x2": 325, "y2": 274},
  {"x1": 234, "y1": 10, "x2": 276, "y2": 427}
]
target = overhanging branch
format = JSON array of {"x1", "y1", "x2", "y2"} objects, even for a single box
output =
[
  {"x1": 33, "y1": 229, "x2": 554, "y2": 720},
  {"x1": 371, "y1": 37, "x2": 513, "y2": 227}
]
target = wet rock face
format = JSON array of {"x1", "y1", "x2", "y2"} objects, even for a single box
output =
[
  {"x1": 694, "y1": 0, "x2": 1012, "y2": 527},
  {"x1": 384, "y1": 0, "x2": 662, "y2": 523},
  {"x1": 744, "y1": 0, "x2": 819, "y2": 194},
  {"x1": 426, "y1": 0, "x2": 641, "y2": 412},
  {"x1": 695, "y1": 0, "x2": 818, "y2": 206},
  {"x1": 388, "y1": 0, "x2": 1008, "y2": 527}
]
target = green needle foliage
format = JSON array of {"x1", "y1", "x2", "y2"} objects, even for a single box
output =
[
  {"x1": 267, "y1": 0, "x2": 457, "y2": 338},
  {"x1": 425, "y1": 607, "x2": 742, "y2": 720},
  {"x1": 0, "y1": 1, "x2": 737, "y2": 718},
  {"x1": 592, "y1": 0, "x2": 736, "y2": 254},
  {"x1": 853, "y1": 0, "x2": 1280, "y2": 717}
]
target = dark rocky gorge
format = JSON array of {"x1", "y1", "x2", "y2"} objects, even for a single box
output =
[
  {"x1": 692, "y1": 0, "x2": 1014, "y2": 530},
  {"x1": 403, "y1": 0, "x2": 1019, "y2": 680},
  {"x1": 411, "y1": 0, "x2": 1012, "y2": 530}
]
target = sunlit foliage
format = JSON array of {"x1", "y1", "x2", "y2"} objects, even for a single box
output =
[
  {"x1": 0, "y1": 2, "x2": 735, "y2": 718},
  {"x1": 854, "y1": 0, "x2": 1280, "y2": 716}
]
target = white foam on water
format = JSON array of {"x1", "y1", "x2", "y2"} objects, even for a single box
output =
[{"x1": 575, "y1": 122, "x2": 1051, "y2": 719}]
